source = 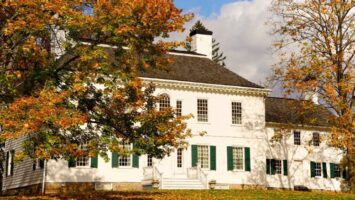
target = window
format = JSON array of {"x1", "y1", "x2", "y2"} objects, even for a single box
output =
[
  {"x1": 233, "y1": 147, "x2": 244, "y2": 170},
  {"x1": 159, "y1": 94, "x2": 170, "y2": 111},
  {"x1": 315, "y1": 162, "x2": 322, "y2": 177},
  {"x1": 197, "y1": 145, "x2": 209, "y2": 168},
  {"x1": 119, "y1": 142, "x2": 132, "y2": 167},
  {"x1": 76, "y1": 142, "x2": 89, "y2": 167},
  {"x1": 197, "y1": 99, "x2": 208, "y2": 122},
  {"x1": 334, "y1": 164, "x2": 341, "y2": 178},
  {"x1": 313, "y1": 132, "x2": 320, "y2": 146},
  {"x1": 274, "y1": 160, "x2": 282, "y2": 174},
  {"x1": 232, "y1": 102, "x2": 242, "y2": 124},
  {"x1": 177, "y1": 148, "x2": 183, "y2": 168},
  {"x1": 294, "y1": 131, "x2": 301, "y2": 145},
  {"x1": 147, "y1": 155, "x2": 153, "y2": 167},
  {"x1": 6, "y1": 150, "x2": 14, "y2": 176},
  {"x1": 176, "y1": 100, "x2": 182, "y2": 117}
]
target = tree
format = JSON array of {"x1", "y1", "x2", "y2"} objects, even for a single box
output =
[
  {"x1": 212, "y1": 38, "x2": 227, "y2": 67},
  {"x1": 186, "y1": 20, "x2": 227, "y2": 66},
  {"x1": 0, "y1": 0, "x2": 192, "y2": 162},
  {"x1": 270, "y1": 0, "x2": 354, "y2": 192}
]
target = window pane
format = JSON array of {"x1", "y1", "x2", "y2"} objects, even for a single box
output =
[
  {"x1": 315, "y1": 162, "x2": 322, "y2": 176},
  {"x1": 313, "y1": 133, "x2": 320, "y2": 146},
  {"x1": 294, "y1": 131, "x2": 301, "y2": 145},
  {"x1": 176, "y1": 100, "x2": 182, "y2": 117},
  {"x1": 147, "y1": 155, "x2": 153, "y2": 167},
  {"x1": 233, "y1": 147, "x2": 244, "y2": 170},
  {"x1": 334, "y1": 164, "x2": 341, "y2": 178},
  {"x1": 76, "y1": 142, "x2": 89, "y2": 167},
  {"x1": 197, "y1": 99, "x2": 208, "y2": 122},
  {"x1": 275, "y1": 160, "x2": 282, "y2": 174},
  {"x1": 177, "y1": 148, "x2": 183, "y2": 168},
  {"x1": 159, "y1": 94, "x2": 170, "y2": 111},
  {"x1": 119, "y1": 142, "x2": 131, "y2": 167},
  {"x1": 197, "y1": 145, "x2": 209, "y2": 168},
  {"x1": 232, "y1": 102, "x2": 242, "y2": 124}
]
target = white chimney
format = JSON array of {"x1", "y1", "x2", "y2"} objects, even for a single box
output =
[{"x1": 190, "y1": 29, "x2": 213, "y2": 59}]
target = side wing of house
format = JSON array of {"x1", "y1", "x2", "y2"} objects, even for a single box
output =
[{"x1": 2, "y1": 135, "x2": 44, "y2": 194}]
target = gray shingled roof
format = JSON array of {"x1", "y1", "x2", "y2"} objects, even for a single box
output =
[
  {"x1": 139, "y1": 53, "x2": 263, "y2": 88},
  {"x1": 265, "y1": 97, "x2": 334, "y2": 127}
]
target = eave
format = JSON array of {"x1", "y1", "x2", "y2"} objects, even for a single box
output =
[{"x1": 141, "y1": 77, "x2": 270, "y2": 97}]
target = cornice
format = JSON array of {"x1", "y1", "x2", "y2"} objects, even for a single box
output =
[
  {"x1": 141, "y1": 77, "x2": 270, "y2": 97},
  {"x1": 265, "y1": 122, "x2": 331, "y2": 132}
]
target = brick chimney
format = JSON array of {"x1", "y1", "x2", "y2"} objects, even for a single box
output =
[{"x1": 190, "y1": 29, "x2": 213, "y2": 59}]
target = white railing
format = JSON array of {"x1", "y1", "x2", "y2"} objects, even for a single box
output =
[
  {"x1": 196, "y1": 165, "x2": 209, "y2": 189},
  {"x1": 153, "y1": 166, "x2": 163, "y2": 189}
]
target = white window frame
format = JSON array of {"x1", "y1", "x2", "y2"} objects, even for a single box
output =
[
  {"x1": 159, "y1": 94, "x2": 170, "y2": 111},
  {"x1": 7, "y1": 150, "x2": 14, "y2": 176},
  {"x1": 147, "y1": 155, "x2": 153, "y2": 167},
  {"x1": 315, "y1": 162, "x2": 322, "y2": 177},
  {"x1": 232, "y1": 146, "x2": 244, "y2": 171},
  {"x1": 197, "y1": 145, "x2": 209, "y2": 169},
  {"x1": 197, "y1": 99, "x2": 208, "y2": 122},
  {"x1": 231, "y1": 102, "x2": 242, "y2": 125},
  {"x1": 294, "y1": 131, "x2": 301, "y2": 145},
  {"x1": 274, "y1": 159, "x2": 282, "y2": 174},
  {"x1": 118, "y1": 142, "x2": 133, "y2": 168},
  {"x1": 176, "y1": 100, "x2": 182, "y2": 117},
  {"x1": 334, "y1": 164, "x2": 341, "y2": 178},
  {"x1": 76, "y1": 142, "x2": 90, "y2": 168},
  {"x1": 312, "y1": 132, "x2": 320, "y2": 146}
]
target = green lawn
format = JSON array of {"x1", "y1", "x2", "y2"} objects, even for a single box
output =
[{"x1": 2, "y1": 190, "x2": 355, "y2": 200}]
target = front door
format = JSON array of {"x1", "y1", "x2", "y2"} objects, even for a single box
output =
[{"x1": 175, "y1": 148, "x2": 184, "y2": 174}]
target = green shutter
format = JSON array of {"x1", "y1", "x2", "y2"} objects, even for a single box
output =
[
  {"x1": 271, "y1": 159, "x2": 276, "y2": 175},
  {"x1": 90, "y1": 156, "x2": 98, "y2": 168},
  {"x1": 191, "y1": 145, "x2": 198, "y2": 167},
  {"x1": 133, "y1": 154, "x2": 139, "y2": 168},
  {"x1": 322, "y1": 162, "x2": 327, "y2": 178},
  {"x1": 266, "y1": 159, "x2": 271, "y2": 175},
  {"x1": 210, "y1": 146, "x2": 216, "y2": 170},
  {"x1": 244, "y1": 147, "x2": 251, "y2": 172},
  {"x1": 227, "y1": 146, "x2": 234, "y2": 171},
  {"x1": 330, "y1": 163, "x2": 335, "y2": 178},
  {"x1": 112, "y1": 152, "x2": 118, "y2": 168},
  {"x1": 310, "y1": 161, "x2": 316, "y2": 177},
  {"x1": 283, "y1": 160, "x2": 288, "y2": 176},
  {"x1": 68, "y1": 157, "x2": 76, "y2": 168}
]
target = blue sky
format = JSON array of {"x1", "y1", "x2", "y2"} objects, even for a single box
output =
[{"x1": 175, "y1": 0, "x2": 241, "y2": 16}]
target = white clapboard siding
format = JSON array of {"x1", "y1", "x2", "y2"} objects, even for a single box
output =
[{"x1": 3, "y1": 135, "x2": 44, "y2": 190}]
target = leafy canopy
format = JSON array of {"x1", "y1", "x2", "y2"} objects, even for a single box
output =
[{"x1": 0, "y1": 0, "x2": 193, "y2": 160}]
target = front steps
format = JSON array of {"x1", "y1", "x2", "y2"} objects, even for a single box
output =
[{"x1": 161, "y1": 177, "x2": 205, "y2": 190}]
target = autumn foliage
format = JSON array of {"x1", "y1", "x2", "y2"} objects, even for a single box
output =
[
  {"x1": 270, "y1": 0, "x2": 354, "y2": 192},
  {"x1": 0, "y1": 0, "x2": 192, "y2": 161}
]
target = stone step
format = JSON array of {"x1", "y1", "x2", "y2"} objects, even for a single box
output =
[{"x1": 161, "y1": 185, "x2": 205, "y2": 190}]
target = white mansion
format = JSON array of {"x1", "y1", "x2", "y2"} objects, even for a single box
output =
[{"x1": 2, "y1": 29, "x2": 345, "y2": 194}]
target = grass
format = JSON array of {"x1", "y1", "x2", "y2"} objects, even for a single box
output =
[{"x1": 2, "y1": 189, "x2": 355, "y2": 200}]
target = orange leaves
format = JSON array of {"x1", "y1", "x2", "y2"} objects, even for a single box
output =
[{"x1": 0, "y1": 89, "x2": 87, "y2": 140}]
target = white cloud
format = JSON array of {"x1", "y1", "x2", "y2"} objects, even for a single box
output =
[{"x1": 170, "y1": 0, "x2": 277, "y2": 90}]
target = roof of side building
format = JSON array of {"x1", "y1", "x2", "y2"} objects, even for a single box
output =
[{"x1": 265, "y1": 97, "x2": 334, "y2": 127}]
